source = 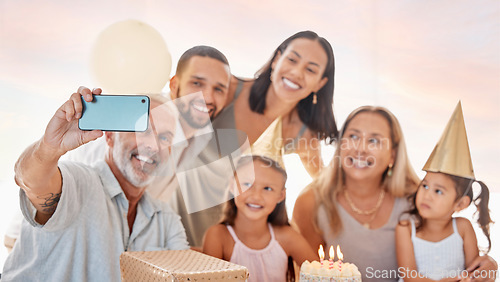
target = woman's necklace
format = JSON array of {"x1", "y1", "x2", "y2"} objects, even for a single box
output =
[{"x1": 344, "y1": 188, "x2": 385, "y2": 229}]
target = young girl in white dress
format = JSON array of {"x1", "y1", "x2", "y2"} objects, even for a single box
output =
[
  {"x1": 203, "y1": 155, "x2": 317, "y2": 282},
  {"x1": 396, "y1": 103, "x2": 493, "y2": 281}
]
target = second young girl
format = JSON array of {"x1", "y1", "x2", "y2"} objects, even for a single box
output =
[
  {"x1": 395, "y1": 102, "x2": 493, "y2": 281},
  {"x1": 396, "y1": 172, "x2": 492, "y2": 281},
  {"x1": 203, "y1": 155, "x2": 317, "y2": 282}
]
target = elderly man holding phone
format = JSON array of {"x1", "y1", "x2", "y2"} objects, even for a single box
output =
[
  {"x1": 2, "y1": 45, "x2": 233, "y2": 255},
  {"x1": 1, "y1": 88, "x2": 189, "y2": 281}
]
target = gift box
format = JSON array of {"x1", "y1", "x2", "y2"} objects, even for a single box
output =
[{"x1": 120, "y1": 249, "x2": 249, "y2": 281}]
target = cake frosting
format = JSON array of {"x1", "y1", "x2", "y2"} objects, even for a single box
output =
[{"x1": 300, "y1": 260, "x2": 362, "y2": 282}]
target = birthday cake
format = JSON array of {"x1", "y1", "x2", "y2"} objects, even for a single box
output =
[{"x1": 299, "y1": 260, "x2": 362, "y2": 282}]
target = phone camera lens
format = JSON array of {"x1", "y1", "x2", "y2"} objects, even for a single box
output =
[{"x1": 142, "y1": 99, "x2": 146, "y2": 103}]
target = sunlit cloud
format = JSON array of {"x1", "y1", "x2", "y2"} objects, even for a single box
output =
[{"x1": 0, "y1": 0, "x2": 498, "y2": 189}]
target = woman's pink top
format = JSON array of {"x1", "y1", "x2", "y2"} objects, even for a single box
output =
[{"x1": 226, "y1": 223, "x2": 288, "y2": 282}]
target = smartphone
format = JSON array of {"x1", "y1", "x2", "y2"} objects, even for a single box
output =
[{"x1": 79, "y1": 95, "x2": 150, "y2": 132}]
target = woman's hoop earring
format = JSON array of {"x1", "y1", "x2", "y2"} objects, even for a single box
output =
[{"x1": 312, "y1": 92, "x2": 317, "y2": 104}]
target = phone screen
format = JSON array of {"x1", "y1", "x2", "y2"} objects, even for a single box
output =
[{"x1": 78, "y1": 95, "x2": 150, "y2": 132}]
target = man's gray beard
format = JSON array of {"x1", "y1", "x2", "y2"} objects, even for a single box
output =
[{"x1": 112, "y1": 138, "x2": 156, "y2": 188}]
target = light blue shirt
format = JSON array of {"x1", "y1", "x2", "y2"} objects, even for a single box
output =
[{"x1": 2, "y1": 161, "x2": 189, "y2": 282}]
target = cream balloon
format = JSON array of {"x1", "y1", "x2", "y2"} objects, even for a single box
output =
[{"x1": 90, "y1": 20, "x2": 171, "y2": 94}]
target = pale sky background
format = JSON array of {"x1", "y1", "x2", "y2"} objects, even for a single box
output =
[{"x1": 0, "y1": 0, "x2": 499, "y2": 270}]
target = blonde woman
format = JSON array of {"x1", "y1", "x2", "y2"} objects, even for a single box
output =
[
  {"x1": 293, "y1": 106, "x2": 497, "y2": 282},
  {"x1": 293, "y1": 106, "x2": 420, "y2": 281}
]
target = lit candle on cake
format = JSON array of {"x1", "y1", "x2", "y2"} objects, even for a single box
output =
[
  {"x1": 328, "y1": 246, "x2": 334, "y2": 269},
  {"x1": 318, "y1": 245, "x2": 325, "y2": 266},
  {"x1": 337, "y1": 245, "x2": 343, "y2": 272},
  {"x1": 299, "y1": 244, "x2": 362, "y2": 281}
]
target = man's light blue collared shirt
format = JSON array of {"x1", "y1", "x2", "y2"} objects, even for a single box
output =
[{"x1": 2, "y1": 161, "x2": 188, "y2": 282}]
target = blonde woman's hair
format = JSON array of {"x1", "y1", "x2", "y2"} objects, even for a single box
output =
[{"x1": 308, "y1": 106, "x2": 420, "y2": 235}]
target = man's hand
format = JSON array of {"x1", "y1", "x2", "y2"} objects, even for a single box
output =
[
  {"x1": 14, "y1": 86, "x2": 104, "y2": 224},
  {"x1": 43, "y1": 87, "x2": 103, "y2": 156}
]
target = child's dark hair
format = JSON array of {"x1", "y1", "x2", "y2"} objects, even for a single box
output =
[
  {"x1": 404, "y1": 173, "x2": 493, "y2": 253},
  {"x1": 219, "y1": 155, "x2": 288, "y2": 226}
]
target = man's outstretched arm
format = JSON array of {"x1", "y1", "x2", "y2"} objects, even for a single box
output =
[{"x1": 14, "y1": 87, "x2": 103, "y2": 224}]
